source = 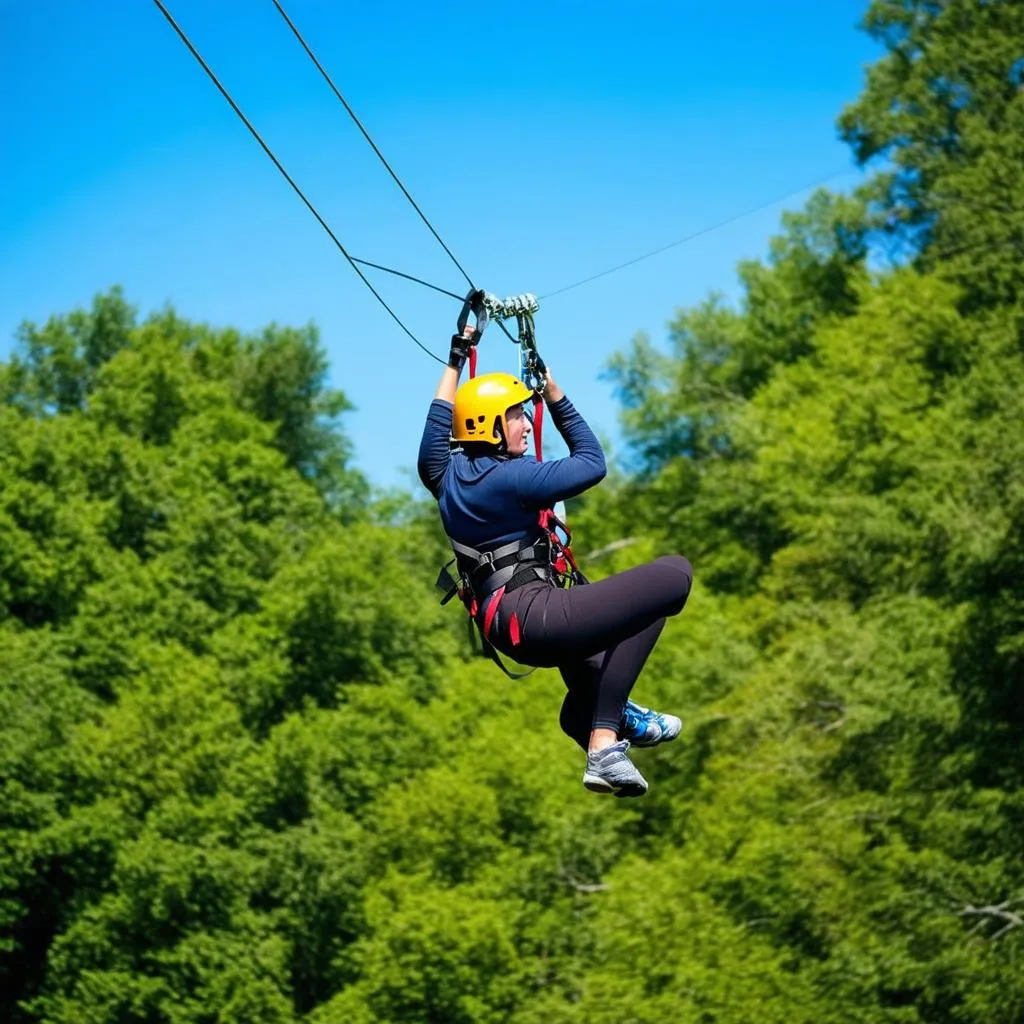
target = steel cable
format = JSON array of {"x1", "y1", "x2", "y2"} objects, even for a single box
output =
[
  {"x1": 269, "y1": 0, "x2": 522, "y2": 349},
  {"x1": 541, "y1": 168, "x2": 859, "y2": 299},
  {"x1": 152, "y1": 0, "x2": 446, "y2": 364}
]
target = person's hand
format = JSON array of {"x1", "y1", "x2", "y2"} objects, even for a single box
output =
[
  {"x1": 447, "y1": 325, "x2": 478, "y2": 371},
  {"x1": 541, "y1": 369, "x2": 564, "y2": 403}
]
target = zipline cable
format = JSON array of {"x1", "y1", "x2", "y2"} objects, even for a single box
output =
[
  {"x1": 268, "y1": 0, "x2": 523, "y2": 348},
  {"x1": 541, "y1": 168, "x2": 859, "y2": 300},
  {"x1": 157, "y1": 1, "x2": 867, "y2": 358},
  {"x1": 271, "y1": 0, "x2": 475, "y2": 291},
  {"x1": 151, "y1": 0, "x2": 446, "y2": 365}
]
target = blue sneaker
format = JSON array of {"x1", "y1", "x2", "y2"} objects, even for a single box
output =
[{"x1": 621, "y1": 700, "x2": 682, "y2": 748}]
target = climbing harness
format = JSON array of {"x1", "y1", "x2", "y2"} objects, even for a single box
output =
[
  {"x1": 436, "y1": 291, "x2": 587, "y2": 677},
  {"x1": 436, "y1": 505, "x2": 586, "y2": 679}
]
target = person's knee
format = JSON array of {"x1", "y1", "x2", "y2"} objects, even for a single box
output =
[
  {"x1": 657, "y1": 554, "x2": 693, "y2": 613},
  {"x1": 659, "y1": 553, "x2": 692, "y2": 579}
]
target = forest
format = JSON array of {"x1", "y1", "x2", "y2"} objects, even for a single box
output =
[{"x1": 2, "y1": 1, "x2": 1023, "y2": 1021}]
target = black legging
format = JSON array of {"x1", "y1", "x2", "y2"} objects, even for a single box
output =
[{"x1": 483, "y1": 555, "x2": 693, "y2": 749}]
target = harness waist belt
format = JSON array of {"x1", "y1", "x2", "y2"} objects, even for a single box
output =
[{"x1": 449, "y1": 535, "x2": 553, "y2": 604}]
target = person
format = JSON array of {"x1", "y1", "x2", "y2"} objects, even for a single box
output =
[{"x1": 418, "y1": 325, "x2": 693, "y2": 797}]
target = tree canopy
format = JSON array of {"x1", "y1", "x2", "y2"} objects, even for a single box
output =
[{"x1": 2, "y1": 1, "x2": 1022, "y2": 1021}]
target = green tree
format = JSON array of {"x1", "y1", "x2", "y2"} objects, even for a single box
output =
[{"x1": 839, "y1": 0, "x2": 1024, "y2": 306}]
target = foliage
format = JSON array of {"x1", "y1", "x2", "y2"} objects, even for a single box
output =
[
  {"x1": 839, "y1": 0, "x2": 1024, "y2": 307},
  {"x1": 3, "y1": 2, "x2": 1023, "y2": 1021}
]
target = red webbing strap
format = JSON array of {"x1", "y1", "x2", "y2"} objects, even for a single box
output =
[
  {"x1": 538, "y1": 506, "x2": 585, "y2": 584},
  {"x1": 469, "y1": 346, "x2": 478, "y2": 379},
  {"x1": 482, "y1": 584, "x2": 506, "y2": 639},
  {"x1": 480, "y1": 590, "x2": 532, "y2": 677},
  {"x1": 532, "y1": 393, "x2": 544, "y2": 461}
]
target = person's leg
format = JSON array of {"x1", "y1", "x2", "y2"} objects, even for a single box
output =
[
  {"x1": 558, "y1": 656, "x2": 601, "y2": 751},
  {"x1": 559, "y1": 616, "x2": 667, "y2": 749},
  {"x1": 589, "y1": 617, "x2": 667, "y2": 740},
  {"x1": 490, "y1": 555, "x2": 692, "y2": 796},
  {"x1": 578, "y1": 613, "x2": 671, "y2": 797},
  {"x1": 512, "y1": 555, "x2": 692, "y2": 667},
  {"x1": 498, "y1": 555, "x2": 691, "y2": 736}
]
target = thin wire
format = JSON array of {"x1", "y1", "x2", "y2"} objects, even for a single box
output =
[
  {"x1": 541, "y1": 168, "x2": 859, "y2": 300},
  {"x1": 343, "y1": 258, "x2": 520, "y2": 344},
  {"x1": 151, "y1": 0, "x2": 445, "y2": 365},
  {"x1": 350, "y1": 257, "x2": 465, "y2": 301},
  {"x1": 271, "y1": 0, "x2": 476, "y2": 291},
  {"x1": 346, "y1": 260, "x2": 520, "y2": 346}
]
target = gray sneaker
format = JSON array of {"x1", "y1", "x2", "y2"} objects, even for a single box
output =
[{"x1": 582, "y1": 740, "x2": 648, "y2": 798}]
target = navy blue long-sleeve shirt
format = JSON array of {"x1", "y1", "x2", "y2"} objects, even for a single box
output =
[{"x1": 417, "y1": 395, "x2": 606, "y2": 549}]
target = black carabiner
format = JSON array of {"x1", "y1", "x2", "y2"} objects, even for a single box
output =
[{"x1": 456, "y1": 288, "x2": 489, "y2": 342}]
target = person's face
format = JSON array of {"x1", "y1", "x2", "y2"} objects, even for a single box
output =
[{"x1": 503, "y1": 403, "x2": 531, "y2": 457}]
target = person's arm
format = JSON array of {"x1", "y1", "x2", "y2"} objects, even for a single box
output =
[
  {"x1": 513, "y1": 370, "x2": 606, "y2": 506},
  {"x1": 417, "y1": 327, "x2": 476, "y2": 496},
  {"x1": 434, "y1": 323, "x2": 477, "y2": 402},
  {"x1": 540, "y1": 371, "x2": 564, "y2": 404},
  {"x1": 434, "y1": 365, "x2": 460, "y2": 404},
  {"x1": 417, "y1": 398, "x2": 454, "y2": 497}
]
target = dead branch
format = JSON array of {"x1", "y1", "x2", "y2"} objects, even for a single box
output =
[
  {"x1": 558, "y1": 861, "x2": 610, "y2": 894},
  {"x1": 581, "y1": 537, "x2": 637, "y2": 562},
  {"x1": 958, "y1": 899, "x2": 1024, "y2": 940}
]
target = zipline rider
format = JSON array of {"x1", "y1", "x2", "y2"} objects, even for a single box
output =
[{"x1": 417, "y1": 311, "x2": 694, "y2": 797}]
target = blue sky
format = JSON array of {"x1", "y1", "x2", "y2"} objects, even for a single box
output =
[{"x1": 1, "y1": 0, "x2": 880, "y2": 489}]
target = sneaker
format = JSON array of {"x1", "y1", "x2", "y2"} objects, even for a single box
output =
[
  {"x1": 621, "y1": 700, "x2": 682, "y2": 748},
  {"x1": 582, "y1": 740, "x2": 648, "y2": 797}
]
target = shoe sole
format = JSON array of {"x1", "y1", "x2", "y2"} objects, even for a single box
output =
[{"x1": 583, "y1": 772, "x2": 648, "y2": 798}]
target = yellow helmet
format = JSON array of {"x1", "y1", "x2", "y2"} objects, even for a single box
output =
[{"x1": 453, "y1": 373, "x2": 532, "y2": 445}]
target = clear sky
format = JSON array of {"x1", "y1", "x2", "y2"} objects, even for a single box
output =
[{"x1": 1, "y1": 0, "x2": 879, "y2": 489}]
